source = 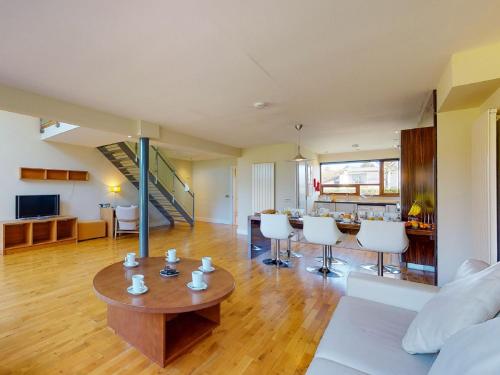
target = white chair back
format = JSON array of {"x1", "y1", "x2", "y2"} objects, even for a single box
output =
[
  {"x1": 356, "y1": 220, "x2": 409, "y2": 254},
  {"x1": 303, "y1": 216, "x2": 343, "y2": 246},
  {"x1": 260, "y1": 214, "x2": 293, "y2": 240},
  {"x1": 116, "y1": 205, "x2": 139, "y2": 220},
  {"x1": 116, "y1": 206, "x2": 139, "y2": 230}
]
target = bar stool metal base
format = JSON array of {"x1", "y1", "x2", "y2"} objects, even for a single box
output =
[
  {"x1": 316, "y1": 245, "x2": 347, "y2": 265},
  {"x1": 263, "y1": 258, "x2": 289, "y2": 267},
  {"x1": 262, "y1": 239, "x2": 289, "y2": 268},
  {"x1": 306, "y1": 266, "x2": 343, "y2": 277},
  {"x1": 360, "y1": 264, "x2": 401, "y2": 274},
  {"x1": 316, "y1": 257, "x2": 347, "y2": 265},
  {"x1": 308, "y1": 245, "x2": 343, "y2": 278},
  {"x1": 360, "y1": 252, "x2": 401, "y2": 275},
  {"x1": 287, "y1": 237, "x2": 303, "y2": 258},
  {"x1": 359, "y1": 253, "x2": 401, "y2": 276}
]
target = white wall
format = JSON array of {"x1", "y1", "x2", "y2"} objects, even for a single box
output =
[
  {"x1": 192, "y1": 158, "x2": 235, "y2": 224},
  {"x1": 236, "y1": 143, "x2": 317, "y2": 235},
  {"x1": 0, "y1": 110, "x2": 167, "y2": 226},
  {"x1": 437, "y1": 108, "x2": 479, "y2": 285}
]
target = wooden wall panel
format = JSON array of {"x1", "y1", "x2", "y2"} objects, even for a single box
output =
[
  {"x1": 400, "y1": 126, "x2": 437, "y2": 272},
  {"x1": 400, "y1": 127, "x2": 436, "y2": 222}
]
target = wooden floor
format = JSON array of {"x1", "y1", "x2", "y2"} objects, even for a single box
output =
[{"x1": 0, "y1": 222, "x2": 433, "y2": 375}]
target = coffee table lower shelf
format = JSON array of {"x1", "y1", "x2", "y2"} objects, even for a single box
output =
[{"x1": 107, "y1": 304, "x2": 221, "y2": 367}]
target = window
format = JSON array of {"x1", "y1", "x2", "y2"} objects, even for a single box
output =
[{"x1": 320, "y1": 159, "x2": 399, "y2": 196}]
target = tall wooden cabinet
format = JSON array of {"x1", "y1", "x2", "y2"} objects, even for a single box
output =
[{"x1": 400, "y1": 126, "x2": 437, "y2": 279}]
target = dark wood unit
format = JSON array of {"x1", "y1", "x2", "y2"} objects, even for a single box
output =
[
  {"x1": 400, "y1": 127, "x2": 436, "y2": 222},
  {"x1": 400, "y1": 126, "x2": 437, "y2": 275}
]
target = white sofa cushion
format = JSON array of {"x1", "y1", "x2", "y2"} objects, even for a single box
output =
[
  {"x1": 347, "y1": 272, "x2": 439, "y2": 312},
  {"x1": 428, "y1": 317, "x2": 500, "y2": 375},
  {"x1": 306, "y1": 357, "x2": 367, "y2": 375},
  {"x1": 315, "y1": 296, "x2": 436, "y2": 375},
  {"x1": 453, "y1": 258, "x2": 490, "y2": 281},
  {"x1": 403, "y1": 262, "x2": 500, "y2": 354}
]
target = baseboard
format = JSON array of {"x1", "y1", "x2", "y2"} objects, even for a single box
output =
[{"x1": 196, "y1": 217, "x2": 231, "y2": 225}]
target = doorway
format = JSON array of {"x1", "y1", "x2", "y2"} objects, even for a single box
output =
[{"x1": 231, "y1": 166, "x2": 237, "y2": 226}]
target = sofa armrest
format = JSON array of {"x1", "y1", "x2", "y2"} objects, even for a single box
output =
[{"x1": 346, "y1": 272, "x2": 439, "y2": 312}]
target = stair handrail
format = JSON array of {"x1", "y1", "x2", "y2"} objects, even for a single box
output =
[{"x1": 150, "y1": 145, "x2": 194, "y2": 199}]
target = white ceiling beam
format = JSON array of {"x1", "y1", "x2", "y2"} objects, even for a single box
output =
[{"x1": 0, "y1": 83, "x2": 241, "y2": 157}]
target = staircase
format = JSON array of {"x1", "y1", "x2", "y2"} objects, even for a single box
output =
[{"x1": 98, "y1": 142, "x2": 194, "y2": 226}]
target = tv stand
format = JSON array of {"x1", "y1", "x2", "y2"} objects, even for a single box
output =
[{"x1": 0, "y1": 216, "x2": 77, "y2": 255}]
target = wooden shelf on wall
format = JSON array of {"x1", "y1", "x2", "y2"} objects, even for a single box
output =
[{"x1": 19, "y1": 167, "x2": 89, "y2": 182}]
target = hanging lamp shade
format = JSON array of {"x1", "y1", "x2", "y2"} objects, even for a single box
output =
[{"x1": 290, "y1": 124, "x2": 309, "y2": 162}]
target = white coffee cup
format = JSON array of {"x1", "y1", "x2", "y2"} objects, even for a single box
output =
[
  {"x1": 191, "y1": 270, "x2": 204, "y2": 288},
  {"x1": 166, "y1": 248, "x2": 177, "y2": 262},
  {"x1": 131, "y1": 274, "x2": 145, "y2": 292},
  {"x1": 125, "y1": 252, "x2": 136, "y2": 265},
  {"x1": 201, "y1": 256, "x2": 212, "y2": 271}
]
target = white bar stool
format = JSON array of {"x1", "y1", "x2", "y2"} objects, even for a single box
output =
[
  {"x1": 303, "y1": 216, "x2": 344, "y2": 277},
  {"x1": 260, "y1": 214, "x2": 294, "y2": 268},
  {"x1": 286, "y1": 231, "x2": 303, "y2": 258},
  {"x1": 356, "y1": 220, "x2": 409, "y2": 276}
]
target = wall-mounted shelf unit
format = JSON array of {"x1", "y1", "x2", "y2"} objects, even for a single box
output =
[
  {"x1": 19, "y1": 167, "x2": 89, "y2": 181},
  {"x1": 0, "y1": 216, "x2": 78, "y2": 255}
]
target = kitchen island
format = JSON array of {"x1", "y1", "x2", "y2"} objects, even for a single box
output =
[{"x1": 247, "y1": 215, "x2": 435, "y2": 283}]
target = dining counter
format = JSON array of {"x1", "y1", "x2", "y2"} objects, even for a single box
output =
[{"x1": 247, "y1": 215, "x2": 436, "y2": 276}]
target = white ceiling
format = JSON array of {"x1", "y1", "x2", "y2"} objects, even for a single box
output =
[{"x1": 0, "y1": 1, "x2": 499, "y2": 153}]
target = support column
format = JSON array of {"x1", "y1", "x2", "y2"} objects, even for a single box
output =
[{"x1": 139, "y1": 137, "x2": 149, "y2": 257}]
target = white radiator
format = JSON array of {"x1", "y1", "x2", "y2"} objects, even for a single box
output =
[{"x1": 252, "y1": 163, "x2": 275, "y2": 214}]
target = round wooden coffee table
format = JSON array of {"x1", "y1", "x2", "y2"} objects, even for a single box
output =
[{"x1": 93, "y1": 257, "x2": 235, "y2": 367}]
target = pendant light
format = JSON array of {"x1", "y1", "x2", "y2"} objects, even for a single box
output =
[{"x1": 291, "y1": 124, "x2": 309, "y2": 162}]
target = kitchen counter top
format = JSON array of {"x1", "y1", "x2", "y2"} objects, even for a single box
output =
[{"x1": 315, "y1": 200, "x2": 399, "y2": 205}]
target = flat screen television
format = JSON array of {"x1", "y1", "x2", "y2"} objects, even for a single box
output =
[{"x1": 15, "y1": 194, "x2": 60, "y2": 219}]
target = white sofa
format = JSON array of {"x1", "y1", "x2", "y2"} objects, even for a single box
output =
[{"x1": 306, "y1": 272, "x2": 440, "y2": 375}]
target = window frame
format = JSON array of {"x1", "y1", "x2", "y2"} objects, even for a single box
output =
[{"x1": 320, "y1": 158, "x2": 400, "y2": 197}]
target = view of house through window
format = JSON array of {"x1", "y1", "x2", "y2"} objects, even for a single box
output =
[{"x1": 320, "y1": 159, "x2": 400, "y2": 196}]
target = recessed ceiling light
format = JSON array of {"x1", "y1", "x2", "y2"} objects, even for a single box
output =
[
  {"x1": 394, "y1": 130, "x2": 400, "y2": 134},
  {"x1": 127, "y1": 135, "x2": 132, "y2": 138},
  {"x1": 253, "y1": 102, "x2": 268, "y2": 109}
]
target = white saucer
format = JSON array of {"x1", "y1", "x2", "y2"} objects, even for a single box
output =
[
  {"x1": 123, "y1": 261, "x2": 139, "y2": 268},
  {"x1": 127, "y1": 285, "x2": 148, "y2": 295},
  {"x1": 187, "y1": 281, "x2": 208, "y2": 291},
  {"x1": 165, "y1": 257, "x2": 180, "y2": 263},
  {"x1": 198, "y1": 265, "x2": 215, "y2": 273}
]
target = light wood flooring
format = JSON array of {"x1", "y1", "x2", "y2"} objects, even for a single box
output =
[{"x1": 0, "y1": 222, "x2": 433, "y2": 375}]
